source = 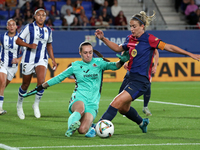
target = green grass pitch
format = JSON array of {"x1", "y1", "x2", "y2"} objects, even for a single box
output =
[{"x1": 0, "y1": 81, "x2": 200, "y2": 150}]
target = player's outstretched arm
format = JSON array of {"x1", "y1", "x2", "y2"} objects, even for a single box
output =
[
  {"x1": 164, "y1": 44, "x2": 200, "y2": 61},
  {"x1": 95, "y1": 29, "x2": 124, "y2": 52}
]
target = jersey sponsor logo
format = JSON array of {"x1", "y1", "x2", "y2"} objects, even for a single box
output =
[
  {"x1": 131, "y1": 49, "x2": 137, "y2": 57},
  {"x1": 83, "y1": 73, "x2": 98, "y2": 78}
]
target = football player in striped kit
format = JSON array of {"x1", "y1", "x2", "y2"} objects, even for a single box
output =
[
  {"x1": 0, "y1": 19, "x2": 23, "y2": 115},
  {"x1": 16, "y1": 8, "x2": 57, "y2": 119}
]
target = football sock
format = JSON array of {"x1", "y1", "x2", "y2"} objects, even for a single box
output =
[
  {"x1": 124, "y1": 106, "x2": 143, "y2": 125},
  {"x1": 18, "y1": 86, "x2": 27, "y2": 105},
  {"x1": 143, "y1": 84, "x2": 151, "y2": 107},
  {"x1": 68, "y1": 111, "x2": 81, "y2": 129},
  {"x1": 0, "y1": 96, "x2": 4, "y2": 109},
  {"x1": 99, "y1": 105, "x2": 118, "y2": 121},
  {"x1": 34, "y1": 89, "x2": 44, "y2": 105}
]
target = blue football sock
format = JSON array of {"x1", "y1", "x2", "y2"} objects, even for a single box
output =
[
  {"x1": 124, "y1": 106, "x2": 143, "y2": 125},
  {"x1": 99, "y1": 105, "x2": 118, "y2": 121},
  {"x1": 143, "y1": 84, "x2": 151, "y2": 107}
]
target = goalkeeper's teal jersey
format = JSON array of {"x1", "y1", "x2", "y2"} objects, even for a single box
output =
[{"x1": 47, "y1": 58, "x2": 119, "y2": 107}]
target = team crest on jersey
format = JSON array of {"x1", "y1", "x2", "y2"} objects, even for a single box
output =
[
  {"x1": 85, "y1": 35, "x2": 96, "y2": 47},
  {"x1": 131, "y1": 49, "x2": 137, "y2": 57},
  {"x1": 45, "y1": 30, "x2": 47, "y2": 32},
  {"x1": 93, "y1": 63, "x2": 97, "y2": 67}
]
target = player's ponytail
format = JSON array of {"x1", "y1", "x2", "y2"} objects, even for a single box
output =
[
  {"x1": 131, "y1": 10, "x2": 156, "y2": 30},
  {"x1": 93, "y1": 49, "x2": 110, "y2": 62}
]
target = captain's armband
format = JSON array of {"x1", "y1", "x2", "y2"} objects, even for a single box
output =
[{"x1": 157, "y1": 41, "x2": 166, "y2": 50}]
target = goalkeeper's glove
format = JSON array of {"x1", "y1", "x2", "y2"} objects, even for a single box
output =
[
  {"x1": 22, "y1": 85, "x2": 45, "y2": 98},
  {"x1": 116, "y1": 51, "x2": 130, "y2": 65},
  {"x1": 35, "y1": 85, "x2": 44, "y2": 92}
]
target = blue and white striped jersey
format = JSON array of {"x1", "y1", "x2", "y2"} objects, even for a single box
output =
[
  {"x1": 0, "y1": 31, "x2": 21, "y2": 68},
  {"x1": 19, "y1": 21, "x2": 53, "y2": 64}
]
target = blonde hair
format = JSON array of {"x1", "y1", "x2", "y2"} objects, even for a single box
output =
[
  {"x1": 7, "y1": 19, "x2": 16, "y2": 26},
  {"x1": 131, "y1": 11, "x2": 156, "y2": 28}
]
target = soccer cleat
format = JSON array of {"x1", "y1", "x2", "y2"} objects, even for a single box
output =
[
  {"x1": 17, "y1": 104, "x2": 25, "y2": 120},
  {"x1": 0, "y1": 110, "x2": 7, "y2": 115},
  {"x1": 65, "y1": 121, "x2": 81, "y2": 137},
  {"x1": 139, "y1": 118, "x2": 149, "y2": 133},
  {"x1": 32, "y1": 104, "x2": 41, "y2": 118},
  {"x1": 143, "y1": 107, "x2": 152, "y2": 116},
  {"x1": 85, "y1": 127, "x2": 96, "y2": 138}
]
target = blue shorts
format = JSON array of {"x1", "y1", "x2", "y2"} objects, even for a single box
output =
[{"x1": 124, "y1": 73, "x2": 150, "y2": 100}]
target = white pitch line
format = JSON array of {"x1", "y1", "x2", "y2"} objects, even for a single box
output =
[
  {"x1": 135, "y1": 99, "x2": 200, "y2": 108},
  {"x1": 18, "y1": 143, "x2": 200, "y2": 149},
  {"x1": 0, "y1": 143, "x2": 19, "y2": 150}
]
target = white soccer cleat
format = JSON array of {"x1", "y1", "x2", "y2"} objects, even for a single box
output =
[
  {"x1": 0, "y1": 109, "x2": 7, "y2": 115},
  {"x1": 143, "y1": 107, "x2": 152, "y2": 116},
  {"x1": 32, "y1": 104, "x2": 41, "y2": 118},
  {"x1": 17, "y1": 105, "x2": 25, "y2": 119}
]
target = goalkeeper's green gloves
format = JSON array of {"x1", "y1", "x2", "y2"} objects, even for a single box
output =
[{"x1": 116, "y1": 51, "x2": 130, "y2": 65}]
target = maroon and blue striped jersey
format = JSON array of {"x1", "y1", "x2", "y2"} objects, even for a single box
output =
[{"x1": 122, "y1": 32, "x2": 161, "y2": 81}]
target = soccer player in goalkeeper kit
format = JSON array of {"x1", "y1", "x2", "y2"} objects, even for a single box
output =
[{"x1": 22, "y1": 41, "x2": 130, "y2": 137}]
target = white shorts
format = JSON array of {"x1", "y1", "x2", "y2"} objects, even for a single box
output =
[
  {"x1": 21, "y1": 59, "x2": 48, "y2": 75},
  {"x1": 0, "y1": 65, "x2": 18, "y2": 81}
]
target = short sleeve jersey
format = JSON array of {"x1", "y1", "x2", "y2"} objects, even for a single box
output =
[
  {"x1": 18, "y1": 21, "x2": 52, "y2": 64},
  {"x1": 0, "y1": 31, "x2": 21, "y2": 68},
  {"x1": 47, "y1": 58, "x2": 118, "y2": 106},
  {"x1": 122, "y1": 32, "x2": 161, "y2": 80}
]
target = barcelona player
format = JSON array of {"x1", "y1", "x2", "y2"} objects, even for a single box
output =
[
  {"x1": 0, "y1": 19, "x2": 23, "y2": 115},
  {"x1": 94, "y1": 10, "x2": 200, "y2": 134},
  {"x1": 16, "y1": 8, "x2": 57, "y2": 120},
  {"x1": 119, "y1": 49, "x2": 159, "y2": 116},
  {"x1": 21, "y1": 41, "x2": 130, "y2": 137}
]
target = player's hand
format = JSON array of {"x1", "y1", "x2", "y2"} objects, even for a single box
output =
[
  {"x1": 22, "y1": 85, "x2": 44, "y2": 98},
  {"x1": 190, "y1": 54, "x2": 200, "y2": 61},
  {"x1": 116, "y1": 51, "x2": 130, "y2": 62},
  {"x1": 95, "y1": 29, "x2": 105, "y2": 40},
  {"x1": 123, "y1": 62, "x2": 128, "y2": 70},
  {"x1": 29, "y1": 43, "x2": 37, "y2": 49},
  {"x1": 152, "y1": 65, "x2": 157, "y2": 74},
  {"x1": 52, "y1": 60, "x2": 57, "y2": 70},
  {"x1": 11, "y1": 58, "x2": 20, "y2": 64}
]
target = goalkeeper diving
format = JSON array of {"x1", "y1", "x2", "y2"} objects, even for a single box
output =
[{"x1": 23, "y1": 41, "x2": 129, "y2": 137}]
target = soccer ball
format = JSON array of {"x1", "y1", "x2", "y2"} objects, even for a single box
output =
[{"x1": 95, "y1": 120, "x2": 114, "y2": 138}]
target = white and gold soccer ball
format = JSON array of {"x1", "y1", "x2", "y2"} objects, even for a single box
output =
[{"x1": 95, "y1": 120, "x2": 114, "y2": 138}]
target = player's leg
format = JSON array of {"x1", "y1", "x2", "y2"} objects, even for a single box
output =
[
  {"x1": 65, "y1": 101, "x2": 84, "y2": 137},
  {"x1": 79, "y1": 113, "x2": 94, "y2": 134},
  {"x1": 118, "y1": 71, "x2": 129, "y2": 94},
  {"x1": 0, "y1": 71, "x2": 7, "y2": 115},
  {"x1": 17, "y1": 63, "x2": 35, "y2": 119},
  {"x1": 84, "y1": 107, "x2": 97, "y2": 138},
  {"x1": 143, "y1": 84, "x2": 152, "y2": 116},
  {"x1": 17, "y1": 74, "x2": 32, "y2": 119},
  {"x1": 34, "y1": 65, "x2": 47, "y2": 118}
]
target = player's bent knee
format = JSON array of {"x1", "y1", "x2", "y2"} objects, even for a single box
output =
[{"x1": 78, "y1": 126, "x2": 88, "y2": 134}]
